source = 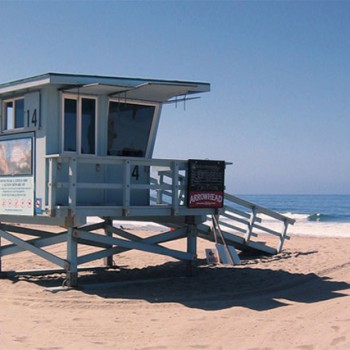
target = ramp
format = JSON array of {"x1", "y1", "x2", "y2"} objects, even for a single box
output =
[
  {"x1": 198, "y1": 193, "x2": 295, "y2": 255},
  {"x1": 151, "y1": 171, "x2": 295, "y2": 256}
]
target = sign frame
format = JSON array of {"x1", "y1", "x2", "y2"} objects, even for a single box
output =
[
  {"x1": 187, "y1": 159, "x2": 225, "y2": 209},
  {"x1": 0, "y1": 135, "x2": 35, "y2": 216}
]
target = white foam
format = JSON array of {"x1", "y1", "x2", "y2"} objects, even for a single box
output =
[
  {"x1": 86, "y1": 216, "x2": 168, "y2": 232},
  {"x1": 256, "y1": 213, "x2": 350, "y2": 238},
  {"x1": 86, "y1": 215, "x2": 350, "y2": 238},
  {"x1": 287, "y1": 221, "x2": 350, "y2": 238}
]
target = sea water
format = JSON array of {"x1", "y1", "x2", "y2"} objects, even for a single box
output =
[
  {"x1": 88, "y1": 195, "x2": 350, "y2": 238},
  {"x1": 239, "y1": 194, "x2": 350, "y2": 237}
]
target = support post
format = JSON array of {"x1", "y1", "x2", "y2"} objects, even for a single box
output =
[
  {"x1": 103, "y1": 219, "x2": 114, "y2": 267},
  {"x1": 66, "y1": 227, "x2": 78, "y2": 287},
  {"x1": 0, "y1": 236, "x2": 2, "y2": 273},
  {"x1": 186, "y1": 221, "x2": 197, "y2": 276}
]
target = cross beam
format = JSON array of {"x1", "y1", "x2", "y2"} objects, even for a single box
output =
[{"x1": 0, "y1": 219, "x2": 198, "y2": 287}]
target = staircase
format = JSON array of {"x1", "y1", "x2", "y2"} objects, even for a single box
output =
[
  {"x1": 198, "y1": 193, "x2": 295, "y2": 255},
  {"x1": 151, "y1": 170, "x2": 295, "y2": 256}
]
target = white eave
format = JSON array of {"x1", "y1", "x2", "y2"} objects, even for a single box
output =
[
  {"x1": 61, "y1": 82, "x2": 205, "y2": 103},
  {"x1": 0, "y1": 73, "x2": 210, "y2": 102},
  {"x1": 0, "y1": 76, "x2": 51, "y2": 95}
]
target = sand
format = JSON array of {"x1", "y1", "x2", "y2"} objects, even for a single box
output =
[{"x1": 0, "y1": 229, "x2": 350, "y2": 350}]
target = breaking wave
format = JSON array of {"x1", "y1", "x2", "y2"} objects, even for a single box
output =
[{"x1": 307, "y1": 213, "x2": 350, "y2": 223}]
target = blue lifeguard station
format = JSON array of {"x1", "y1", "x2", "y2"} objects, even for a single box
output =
[{"x1": 0, "y1": 73, "x2": 294, "y2": 286}]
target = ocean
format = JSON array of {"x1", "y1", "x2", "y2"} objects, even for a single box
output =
[
  {"x1": 88, "y1": 195, "x2": 350, "y2": 238},
  {"x1": 239, "y1": 194, "x2": 350, "y2": 237}
]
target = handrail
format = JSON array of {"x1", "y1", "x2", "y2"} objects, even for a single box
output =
[
  {"x1": 217, "y1": 193, "x2": 295, "y2": 253},
  {"x1": 45, "y1": 155, "x2": 206, "y2": 217},
  {"x1": 46, "y1": 154, "x2": 294, "y2": 253},
  {"x1": 155, "y1": 170, "x2": 295, "y2": 253},
  {"x1": 224, "y1": 193, "x2": 295, "y2": 225}
]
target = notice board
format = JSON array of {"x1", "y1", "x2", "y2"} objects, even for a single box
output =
[
  {"x1": 187, "y1": 159, "x2": 225, "y2": 208},
  {"x1": 0, "y1": 137, "x2": 34, "y2": 216}
]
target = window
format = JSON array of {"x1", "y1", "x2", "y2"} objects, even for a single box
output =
[
  {"x1": 107, "y1": 101, "x2": 155, "y2": 157},
  {"x1": 2, "y1": 97, "x2": 24, "y2": 130},
  {"x1": 63, "y1": 95, "x2": 96, "y2": 154},
  {"x1": 64, "y1": 99, "x2": 77, "y2": 152},
  {"x1": 81, "y1": 98, "x2": 96, "y2": 154}
]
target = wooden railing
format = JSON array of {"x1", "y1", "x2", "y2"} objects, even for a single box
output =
[
  {"x1": 45, "y1": 155, "x2": 213, "y2": 218},
  {"x1": 216, "y1": 193, "x2": 295, "y2": 253},
  {"x1": 45, "y1": 155, "x2": 294, "y2": 253},
  {"x1": 154, "y1": 171, "x2": 295, "y2": 254}
]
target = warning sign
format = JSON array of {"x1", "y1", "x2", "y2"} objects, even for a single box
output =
[
  {"x1": 35, "y1": 198, "x2": 43, "y2": 214},
  {"x1": 0, "y1": 176, "x2": 34, "y2": 216}
]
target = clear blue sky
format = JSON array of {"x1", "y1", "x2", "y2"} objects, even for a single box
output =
[{"x1": 0, "y1": 0, "x2": 349, "y2": 194}]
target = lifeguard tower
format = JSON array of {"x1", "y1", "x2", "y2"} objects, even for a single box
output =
[{"x1": 0, "y1": 73, "x2": 294, "y2": 287}]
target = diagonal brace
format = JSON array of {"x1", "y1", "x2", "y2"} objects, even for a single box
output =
[
  {"x1": 1, "y1": 233, "x2": 67, "y2": 256},
  {"x1": 75, "y1": 228, "x2": 192, "y2": 261},
  {"x1": 0, "y1": 229, "x2": 67, "y2": 268},
  {"x1": 78, "y1": 227, "x2": 187, "y2": 265}
]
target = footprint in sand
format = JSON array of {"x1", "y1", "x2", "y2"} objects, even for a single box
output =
[{"x1": 331, "y1": 336, "x2": 346, "y2": 346}]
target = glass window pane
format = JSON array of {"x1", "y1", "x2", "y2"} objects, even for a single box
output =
[
  {"x1": 15, "y1": 99, "x2": 24, "y2": 128},
  {"x1": 107, "y1": 102, "x2": 154, "y2": 156},
  {"x1": 64, "y1": 99, "x2": 77, "y2": 152},
  {"x1": 5, "y1": 101, "x2": 14, "y2": 130},
  {"x1": 81, "y1": 98, "x2": 96, "y2": 154}
]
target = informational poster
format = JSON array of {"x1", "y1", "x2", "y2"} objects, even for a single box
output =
[
  {"x1": 0, "y1": 137, "x2": 34, "y2": 216},
  {"x1": 0, "y1": 138, "x2": 32, "y2": 176},
  {"x1": 0, "y1": 177, "x2": 34, "y2": 216},
  {"x1": 187, "y1": 159, "x2": 225, "y2": 208}
]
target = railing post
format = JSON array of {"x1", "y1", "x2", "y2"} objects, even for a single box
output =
[
  {"x1": 278, "y1": 220, "x2": 289, "y2": 253},
  {"x1": 245, "y1": 206, "x2": 257, "y2": 243},
  {"x1": 47, "y1": 157, "x2": 57, "y2": 213},
  {"x1": 172, "y1": 161, "x2": 179, "y2": 213},
  {"x1": 123, "y1": 160, "x2": 131, "y2": 211},
  {"x1": 178, "y1": 176, "x2": 185, "y2": 205},
  {"x1": 68, "y1": 157, "x2": 77, "y2": 209},
  {"x1": 157, "y1": 172, "x2": 164, "y2": 204}
]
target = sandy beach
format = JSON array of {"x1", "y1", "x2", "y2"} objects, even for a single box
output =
[{"x1": 1, "y1": 230, "x2": 350, "y2": 350}]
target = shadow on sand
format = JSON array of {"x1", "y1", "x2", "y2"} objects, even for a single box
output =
[{"x1": 8, "y1": 250, "x2": 350, "y2": 312}]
